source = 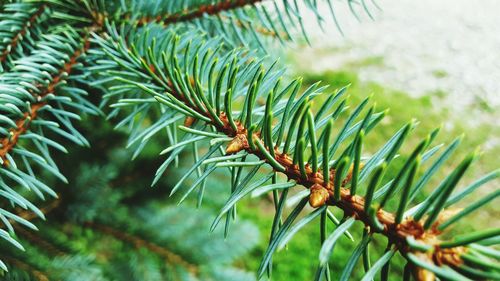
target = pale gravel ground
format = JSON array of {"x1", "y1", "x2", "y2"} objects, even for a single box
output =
[{"x1": 290, "y1": 0, "x2": 500, "y2": 115}]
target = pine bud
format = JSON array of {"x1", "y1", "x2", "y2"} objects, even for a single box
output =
[
  {"x1": 309, "y1": 184, "x2": 329, "y2": 208},
  {"x1": 226, "y1": 134, "x2": 247, "y2": 154}
]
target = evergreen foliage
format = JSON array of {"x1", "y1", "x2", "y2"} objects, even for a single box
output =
[
  {"x1": 0, "y1": 0, "x2": 498, "y2": 280},
  {"x1": 0, "y1": 118, "x2": 260, "y2": 280}
]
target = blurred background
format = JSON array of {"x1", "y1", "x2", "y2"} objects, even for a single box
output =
[{"x1": 3, "y1": 1, "x2": 498, "y2": 280}]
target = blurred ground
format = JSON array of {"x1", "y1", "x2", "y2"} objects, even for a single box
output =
[
  {"x1": 286, "y1": 0, "x2": 500, "y2": 188},
  {"x1": 292, "y1": 0, "x2": 500, "y2": 120}
]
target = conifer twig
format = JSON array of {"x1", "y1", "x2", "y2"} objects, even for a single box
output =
[
  {"x1": 163, "y1": 82, "x2": 464, "y2": 269},
  {"x1": 0, "y1": 36, "x2": 91, "y2": 166},
  {"x1": 93, "y1": 24, "x2": 500, "y2": 279}
]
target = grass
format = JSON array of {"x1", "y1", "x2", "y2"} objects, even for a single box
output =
[
  {"x1": 343, "y1": 56, "x2": 385, "y2": 68},
  {"x1": 432, "y1": 69, "x2": 448, "y2": 78}
]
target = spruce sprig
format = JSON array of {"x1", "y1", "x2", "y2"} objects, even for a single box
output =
[{"x1": 92, "y1": 21, "x2": 499, "y2": 280}]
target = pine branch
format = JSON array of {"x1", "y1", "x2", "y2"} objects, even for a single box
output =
[
  {"x1": 13, "y1": 225, "x2": 67, "y2": 257},
  {"x1": 84, "y1": 221, "x2": 199, "y2": 275},
  {"x1": 165, "y1": 80, "x2": 398, "y2": 233},
  {"x1": 117, "y1": 0, "x2": 359, "y2": 49},
  {"x1": 146, "y1": 66, "x2": 462, "y2": 270},
  {"x1": 0, "y1": 35, "x2": 91, "y2": 166},
  {"x1": 0, "y1": 21, "x2": 102, "y2": 260},
  {"x1": 93, "y1": 24, "x2": 499, "y2": 280}
]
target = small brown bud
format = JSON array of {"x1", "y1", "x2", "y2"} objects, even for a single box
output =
[
  {"x1": 184, "y1": 116, "x2": 195, "y2": 127},
  {"x1": 434, "y1": 246, "x2": 466, "y2": 267},
  {"x1": 309, "y1": 184, "x2": 329, "y2": 208},
  {"x1": 226, "y1": 134, "x2": 247, "y2": 154}
]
